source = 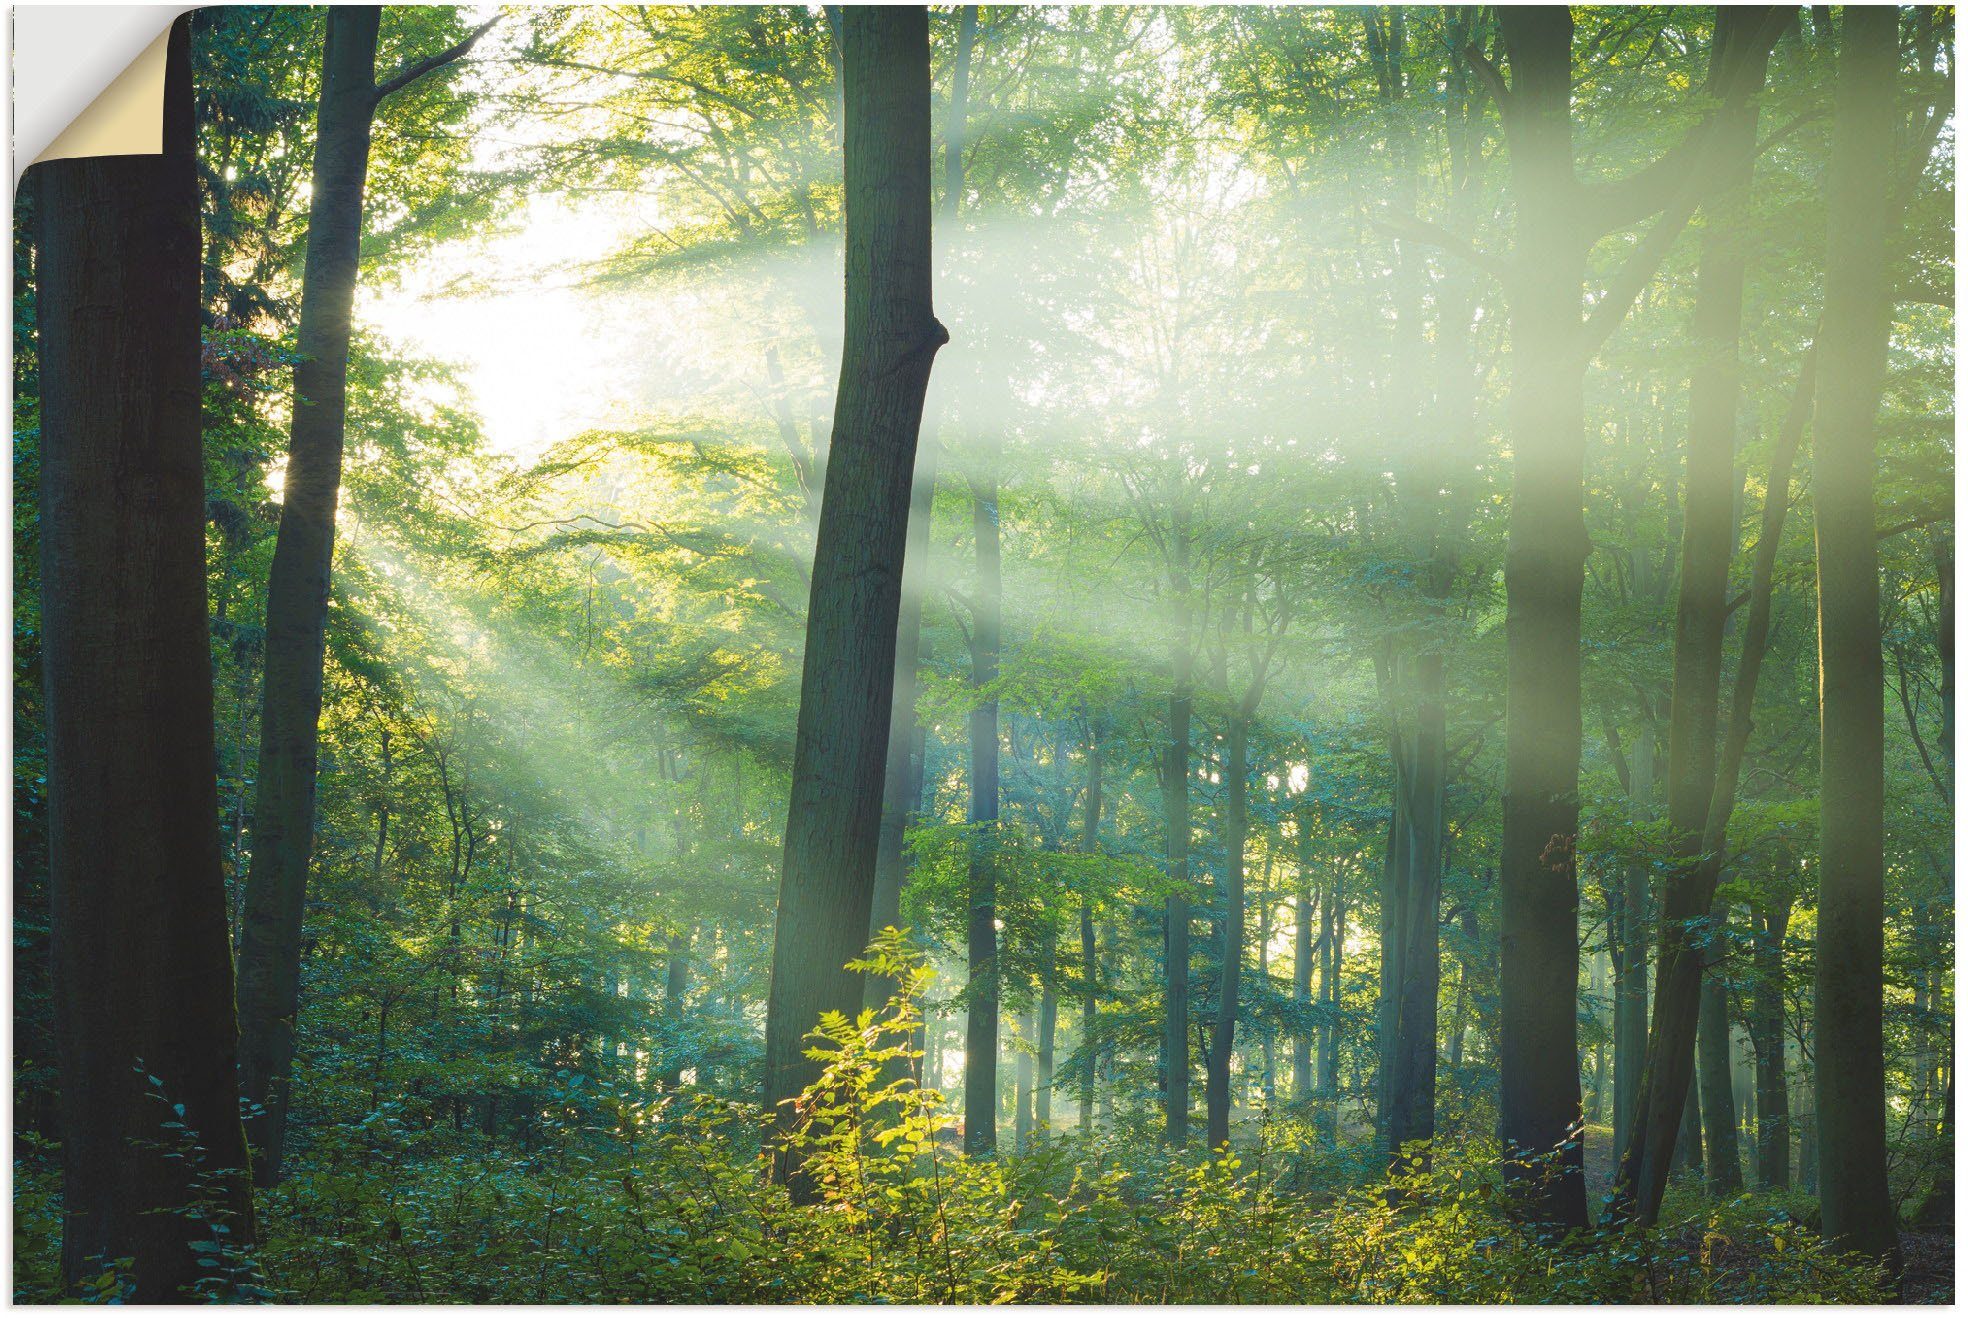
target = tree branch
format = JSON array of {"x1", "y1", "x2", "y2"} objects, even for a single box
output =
[{"x1": 372, "y1": 16, "x2": 500, "y2": 107}]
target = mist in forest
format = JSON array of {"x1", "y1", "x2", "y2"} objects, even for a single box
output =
[{"x1": 12, "y1": 3, "x2": 1955, "y2": 1304}]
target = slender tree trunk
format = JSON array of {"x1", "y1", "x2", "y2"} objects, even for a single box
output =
[
  {"x1": 1750, "y1": 897, "x2": 1791, "y2": 1189},
  {"x1": 1811, "y1": 3, "x2": 1900, "y2": 1273},
  {"x1": 1206, "y1": 715, "x2": 1250, "y2": 1149},
  {"x1": 963, "y1": 428, "x2": 1003, "y2": 1157},
  {"x1": 1014, "y1": 1009, "x2": 1034, "y2": 1148},
  {"x1": 1292, "y1": 818, "x2": 1315, "y2": 1102},
  {"x1": 1319, "y1": 869, "x2": 1344, "y2": 1147},
  {"x1": 1037, "y1": 937, "x2": 1058, "y2": 1132},
  {"x1": 1607, "y1": 7, "x2": 1776, "y2": 1224},
  {"x1": 1163, "y1": 515, "x2": 1195, "y2": 1145},
  {"x1": 867, "y1": 3, "x2": 974, "y2": 989},
  {"x1": 235, "y1": 6, "x2": 383, "y2": 1185},
  {"x1": 1699, "y1": 919, "x2": 1743, "y2": 1195},
  {"x1": 1388, "y1": 651, "x2": 1445, "y2": 1165},
  {"x1": 1675, "y1": 1076, "x2": 1705, "y2": 1175},
  {"x1": 1078, "y1": 721, "x2": 1104, "y2": 1133},
  {"x1": 32, "y1": 18, "x2": 257, "y2": 1294},
  {"x1": 1613, "y1": 724, "x2": 1655, "y2": 1153},
  {"x1": 764, "y1": 5, "x2": 945, "y2": 1192}
]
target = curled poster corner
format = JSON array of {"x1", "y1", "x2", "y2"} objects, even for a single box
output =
[{"x1": 12, "y1": 6, "x2": 183, "y2": 188}]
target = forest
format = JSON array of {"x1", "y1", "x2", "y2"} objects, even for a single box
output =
[{"x1": 9, "y1": 3, "x2": 1956, "y2": 1304}]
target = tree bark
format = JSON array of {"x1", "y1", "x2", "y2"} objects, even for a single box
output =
[
  {"x1": 1698, "y1": 954, "x2": 1743, "y2": 1194},
  {"x1": 1078, "y1": 720, "x2": 1104, "y2": 1133},
  {"x1": 1206, "y1": 714, "x2": 1250, "y2": 1149},
  {"x1": 764, "y1": 4, "x2": 945, "y2": 1191},
  {"x1": 962, "y1": 429, "x2": 1003, "y2": 1157},
  {"x1": 1750, "y1": 895, "x2": 1791, "y2": 1189},
  {"x1": 867, "y1": 3, "x2": 975, "y2": 985},
  {"x1": 32, "y1": 17, "x2": 258, "y2": 1295},
  {"x1": 1493, "y1": 7, "x2": 1592, "y2": 1232},
  {"x1": 1612, "y1": 721, "x2": 1655, "y2": 1154},
  {"x1": 1162, "y1": 509, "x2": 1195, "y2": 1146},
  {"x1": 1292, "y1": 816, "x2": 1315, "y2": 1103},
  {"x1": 234, "y1": 6, "x2": 384, "y2": 1185},
  {"x1": 1811, "y1": 2, "x2": 1900, "y2": 1273},
  {"x1": 1599, "y1": 4, "x2": 1777, "y2": 1225}
]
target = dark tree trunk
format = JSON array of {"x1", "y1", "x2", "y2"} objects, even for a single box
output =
[
  {"x1": 1292, "y1": 817, "x2": 1315, "y2": 1102},
  {"x1": 763, "y1": 4, "x2": 945, "y2": 1190},
  {"x1": 235, "y1": 6, "x2": 383, "y2": 1186},
  {"x1": 1078, "y1": 720, "x2": 1104, "y2": 1132},
  {"x1": 1206, "y1": 715, "x2": 1250, "y2": 1149},
  {"x1": 1493, "y1": 7, "x2": 1592, "y2": 1232},
  {"x1": 1675, "y1": 1076, "x2": 1705, "y2": 1175},
  {"x1": 1163, "y1": 517, "x2": 1195, "y2": 1145},
  {"x1": 1387, "y1": 652, "x2": 1445, "y2": 1166},
  {"x1": 1698, "y1": 924, "x2": 1743, "y2": 1195},
  {"x1": 867, "y1": 3, "x2": 974, "y2": 986},
  {"x1": 32, "y1": 18, "x2": 258, "y2": 1295},
  {"x1": 1811, "y1": 3, "x2": 1900, "y2": 1273},
  {"x1": 1750, "y1": 896, "x2": 1791, "y2": 1189},
  {"x1": 1612, "y1": 723, "x2": 1655, "y2": 1154},
  {"x1": 962, "y1": 418, "x2": 1003, "y2": 1155},
  {"x1": 1599, "y1": 4, "x2": 1777, "y2": 1226},
  {"x1": 1037, "y1": 935, "x2": 1058, "y2": 1132}
]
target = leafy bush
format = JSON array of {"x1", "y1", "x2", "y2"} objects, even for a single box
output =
[{"x1": 12, "y1": 942, "x2": 1892, "y2": 1303}]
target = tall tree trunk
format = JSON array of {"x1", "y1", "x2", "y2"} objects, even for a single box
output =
[
  {"x1": 1612, "y1": 723, "x2": 1655, "y2": 1153},
  {"x1": 1605, "y1": 5, "x2": 1777, "y2": 1225},
  {"x1": 963, "y1": 430, "x2": 1003, "y2": 1157},
  {"x1": 1750, "y1": 895, "x2": 1792, "y2": 1189},
  {"x1": 234, "y1": 3, "x2": 492, "y2": 1184},
  {"x1": 235, "y1": 6, "x2": 383, "y2": 1185},
  {"x1": 1206, "y1": 714, "x2": 1250, "y2": 1149},
  {"x1": 764, "y1": 4, "x2": 945, "y2": 1192},
  {"x1": 1163, "y1": 511, "x2": 1195, "y2": 1145},
  {"x1": 1013, "y1": 1009, "x2": 1034, "y2": 1148},
  {"x1": 1698, "y1": 920, "x2": 1743, "y2": 1195},
  {"x1": 1388, "y1": 652, "x2": 1445, "y2": 1166},
  {"x1": 1493, "y1": 8, "x2": 1592, "y2": 1231},
  {"x1": 1078, "y1": 720, "x2": 1104, "y2": 1133},
  {"x1": 867, "y1": 3, "x2": 975, "y2": 987},
  {"x1": 1319, "y1": 866, "x2": 1344, "y2": 1147},
  {"x1": 32, "y1": 18, "x2": 257, "y2": 1294},
  {"x1": 1675, "y1": 1075, "x2": 1705, "y2": 1174},
  {"x1": 1037, "y1": 937, "x2": 1058, "y2": 1132},
  {"x1": 1292, "y1": 817, "x2": 1315, "y2": 1102},
  {"x1": 1811, "y1": 3, "x2": 1900, "y2": 1273}
]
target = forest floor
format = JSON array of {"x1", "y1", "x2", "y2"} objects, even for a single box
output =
[{"x1": 1577, "y1": 1121, "x2": 1953, "y2": 1303}]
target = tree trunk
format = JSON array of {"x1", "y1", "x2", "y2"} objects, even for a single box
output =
[
  {"x1": 962, "y1": 430, "x2": 1003, "y2": 1158},
  {"x1": 1750, "y1": 897, "x2": 1791, "y2": 1189},
  {"x1": 1698, "y1": 919, "x2": 1743, "y2": 1195},
  {"x1": 1605, "y1": 5, "x2": 1776, "y2": 1225},
  {"x1": 1292, "y1": 818, "x2": 1315, "y2": 1102},
  {"x1": 1612, "y1": 723, "x2": 1655, "y2": 1154},
  {"x1": 32, "y1": 18, "x2": 258, "y2": 1294},
  {"x1": 235, "y1": 6, "x2": 383, "y2": 1186},
  {"x1": 1811, "y1": 3, "x2": 1900, "y2": 1273},
  {"x1": 1079, "y1": 721, "x2": 1104, "y2": 1133},
  {"x1": 867, "y1": 3, "x2": 974, "y2": 988},
  {"x1": 1388, "y1": 652, "x2": 1445, "y2": 1166},
  {"x1": 1037, "y1": 937, "x2": 1058, "y2": 1132},
  {"x1": 1675, "y1": 1076, "x2": 1705, "y2": 1175},
  {"x1": 1163, "y1": 520, "x2": 1195, "y2": 1145},
  {"x1": 1493, "y1": 7, "x2": 1591, "y2": 1232},
  {"x1": 1697, "y1": 972, "x2": 1742, "y2": 1194},
  {"x1": 1013, "y1": 1009, "x2": 1034, "y2": 1149},
  {"x1": 764, "y1": 4, "x2": 945, "y2": 1191},
  {"x1": 1206, "y1": 715, "x2": 1250, "y2": 1149}
]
